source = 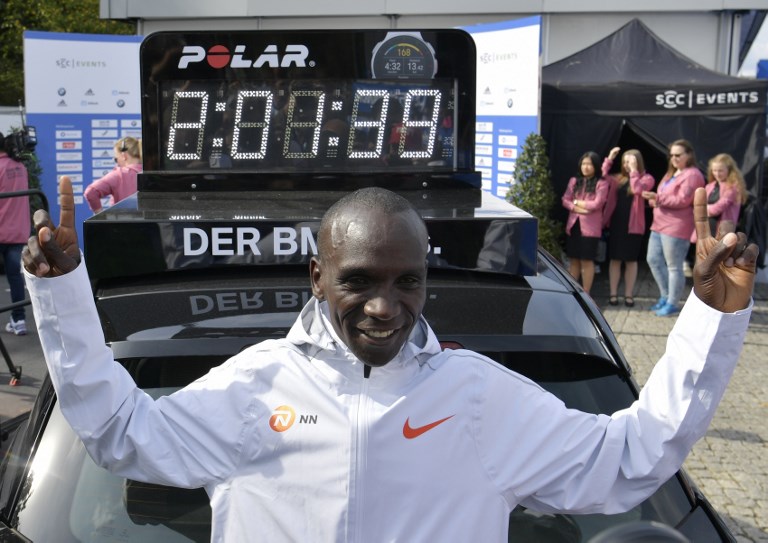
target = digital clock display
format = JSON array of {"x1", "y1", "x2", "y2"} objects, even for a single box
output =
[
  {"x1": 160, "y1": 78, "x2": 456, "y2": 172},
  {"x1": 139, "y1": 29, "x2": 477, "y2": 186}
]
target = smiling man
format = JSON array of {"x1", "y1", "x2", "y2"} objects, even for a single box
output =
[
  {"x1": 22, "y1": 179, "x2": 757, "y2": 542},
  {"x1": 311, "y1": 189, "x2": 429, "y2": 370}
]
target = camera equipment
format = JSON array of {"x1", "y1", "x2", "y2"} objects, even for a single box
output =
[
  {"x1": 2, "y1": 102, "x2": 37, "y2": 161},
  {"x1": 2, "y1": 127, "x2": 37, "y2": 160}
]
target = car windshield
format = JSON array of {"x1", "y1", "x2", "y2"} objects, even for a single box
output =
[{"x1": 1, "y1": 353, "x2": 707, "y2": 543}]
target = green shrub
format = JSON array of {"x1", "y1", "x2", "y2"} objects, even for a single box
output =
[{"x1": 506, "y1": 133, "x2": 563, "y2": 259}]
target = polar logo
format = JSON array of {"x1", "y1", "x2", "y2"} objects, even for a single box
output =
[
  {"x1": 178, "y1": 44, "x2": 310, "y2": 69},
  {"x1": 269, "y1": 405, "x2": 296, "y2": 432},
  {"x1": 655, "y1": 90, "x2": 688, "y2": 109}
]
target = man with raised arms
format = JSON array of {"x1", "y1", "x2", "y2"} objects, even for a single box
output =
[{"x1": 22, "y1": 177, "x2": 757, "y2": 542}]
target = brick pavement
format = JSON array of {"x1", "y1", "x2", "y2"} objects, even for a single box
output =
[
  {"x1": 593, "y1": 264, "x2": 768, "y2": 543},
  {"x1": 2, "y1": 263, "x2": 767, "y2": 540}
]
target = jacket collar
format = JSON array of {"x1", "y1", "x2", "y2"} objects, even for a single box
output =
[{"x1": 286, "y1": 298, "x2": 442, "y2": 381}]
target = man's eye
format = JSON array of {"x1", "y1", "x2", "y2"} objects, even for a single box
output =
[
  {"x1": 398, "y1": 276, "x2": 422, "y2": 288},
  {"x1": 342, "y1": 276, "x2": 368, "y2": 288}
]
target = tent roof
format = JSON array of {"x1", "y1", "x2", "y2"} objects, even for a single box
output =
[{"x1": 544, "y1": 19, "x2": 748, "y2": 88}]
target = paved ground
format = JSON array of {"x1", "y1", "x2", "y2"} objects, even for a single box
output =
[
  {"x1": 0, "y1": 292, "x2": 46, "y2": 421},
  {"x1": 1, "y1": 263, "x2": 766, "y2": 540}
]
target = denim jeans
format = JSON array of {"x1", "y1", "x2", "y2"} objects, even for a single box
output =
[
  {"x1": 646, "y1": 232, "x2": 690, "y2": 307},
  {"x1": 1, "y1": 243, "x2": 26, "y2": 321}
]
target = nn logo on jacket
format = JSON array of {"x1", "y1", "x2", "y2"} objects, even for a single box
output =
[{"x1": 269, "y1": 405, "x2": 318, "y2": 432}]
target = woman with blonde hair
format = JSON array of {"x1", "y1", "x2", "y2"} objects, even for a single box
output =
[
  {"x1": 601, "y1": 147, "x2": 655, "y2": 307},
  {"x1": 84, "y1": 137, "x2": 142, "y2": 214},
  {"x1": 641, "y1": 139, "x2": 705, "y2": 317},
  {"x1": 693, "y1": 153, "x2": 747, "y2": 240}
]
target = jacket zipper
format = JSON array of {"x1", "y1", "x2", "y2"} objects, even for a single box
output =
[{"x1": 351, "y1": 375, "x2": 370, "y2": 542}]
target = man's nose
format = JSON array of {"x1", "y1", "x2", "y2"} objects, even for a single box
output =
[{"x1": 364, "y1": 289, "x2": 399, "y2": 319}]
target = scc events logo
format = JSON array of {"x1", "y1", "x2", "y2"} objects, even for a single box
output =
[
  {"x1": 656, "y1": 90, "x2": 688, "y2": 109},
  {"x1": 178, "y1": 44, "x2": 311, "y2": 69},
  {"x1": 655, "y1": 89, "x2": 760, "y2": 110}
]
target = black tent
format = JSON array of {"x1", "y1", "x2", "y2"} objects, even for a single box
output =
[{"x1": 542, "y1": 19, "x2": 768, "y2": 217}]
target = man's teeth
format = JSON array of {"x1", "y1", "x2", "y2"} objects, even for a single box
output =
[{"x1": 365, "y1": 329, "x2": 395, "y2": 338}]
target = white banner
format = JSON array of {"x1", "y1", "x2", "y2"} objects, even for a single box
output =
[
  {"x1": 24, "y1": 31, "x2": 143, "y2": 241},
  {"x1": 24, "y1": 31, "x2": 142, "y2": 114}
]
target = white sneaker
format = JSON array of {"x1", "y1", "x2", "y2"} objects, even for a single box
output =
[{"x1": 5, "y1": 318, "x2": 27, "y2": 336}]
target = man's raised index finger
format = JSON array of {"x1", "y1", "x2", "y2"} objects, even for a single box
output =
[
  {"x1": 693, "y1": 187, "x2": 711, "y2": 241},
  {"x1": 58, "y1": 175, "x2": 76, "y2": 229}
]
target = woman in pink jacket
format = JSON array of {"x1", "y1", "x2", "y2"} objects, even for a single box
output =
[
  {"x1": 691, "y1": 153, "x2": 746, "y2": 242},
  {"x1": 84, "y1": 137, "x2": 142, "y2": 214},
  {"x1": 561, "y1": 151, "x2": 610, "y2": 295},
  {"x1": 0, "y1": 133, "x2": 30, "y2": 336},
  {"x1": 601, "y1": 147, "x2": 655, "y2": 308},
  {"x1": 641, "y1": 139, "x2": 705, "y2": 317}
]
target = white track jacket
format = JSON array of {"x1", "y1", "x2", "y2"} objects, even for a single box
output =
[{"x1": 27, "y1": 262, "x2": 751, "y2": 542}]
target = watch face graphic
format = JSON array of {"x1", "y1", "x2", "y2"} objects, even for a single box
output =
[{"x1": 371, "y1": 33, "x2": 437, "y2": 79}]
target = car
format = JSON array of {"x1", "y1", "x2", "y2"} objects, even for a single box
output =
[{"x1": 0, "y1": 412, "x2": 28, "y2": 459}]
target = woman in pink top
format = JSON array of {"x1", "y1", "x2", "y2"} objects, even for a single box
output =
[
  {"x1": 641, "y1": 139, "x2": 705, "y2": 317},
  {"x1": 691, "y1": 153, "x2": 746, "y2": 242},
  {"x1": 84, "y1": 137, "x2": 142, "y2": 214},
  {"x1": 561, "y1": 151, "x2": 610, "y2": 295},
  {"x1": 0, "y1": 133, "x2": 30, "y2": 335},
  {"x1": 601, "y1": 147, "x2": 655, "y2": 308}
]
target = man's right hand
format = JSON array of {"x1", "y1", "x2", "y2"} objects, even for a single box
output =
[{"x1": 22, "y1": 176, "x2": 81, "y2": 277}]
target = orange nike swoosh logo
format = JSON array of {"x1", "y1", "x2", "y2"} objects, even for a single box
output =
[{"x1": 403, "y1": 415, "x2": 455, "y2": 439}]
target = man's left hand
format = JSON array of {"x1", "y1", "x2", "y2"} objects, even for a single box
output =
[{"x1": 693, "y1": 187, "x2": 758, "y2": 312}]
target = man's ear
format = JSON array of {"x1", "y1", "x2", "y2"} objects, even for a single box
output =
[{"x1": 309, "y1": 256, "x2": 324, "y2": 299}]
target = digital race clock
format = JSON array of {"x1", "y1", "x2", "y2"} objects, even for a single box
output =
[{"x1": 140, "y1": 30, "x2": 478, "y2": 189}]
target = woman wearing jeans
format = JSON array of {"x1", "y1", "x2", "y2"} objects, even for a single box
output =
[{"x1": 641, "y1": 139, "x2": 705, "y2": 317}]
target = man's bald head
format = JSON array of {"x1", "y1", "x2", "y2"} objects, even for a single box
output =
[{"x1": 317, "y1": 187, "x2": 428, "y2": 260}]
